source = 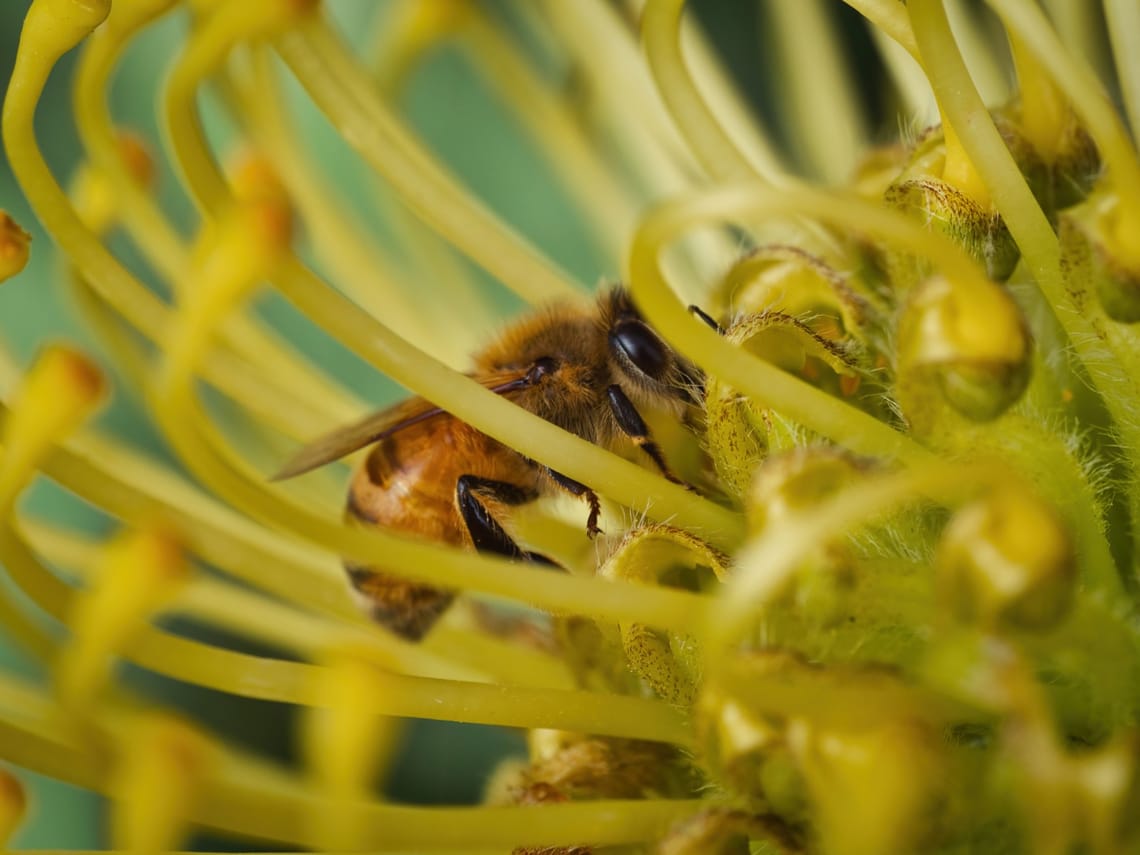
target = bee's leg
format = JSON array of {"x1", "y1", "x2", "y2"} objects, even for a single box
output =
[
  {"x1": 605, "y1": 384, "x2": 688, "y2": 487},
  {"x1": 456, "y1": 475, "x2": 559, "y2": 566},
  {"x1": 544, "y1": 468, "x2": 603, "y2": 538}
]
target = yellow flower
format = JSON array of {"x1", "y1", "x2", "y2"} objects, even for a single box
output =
[{"x1": 3, "y1": 0, "x2": 1140, "y2": 852}]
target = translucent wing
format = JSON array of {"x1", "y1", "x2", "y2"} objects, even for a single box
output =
[
  {"x1": 271, "y1": 370, "x2": 531, "y2": 481},
  {"x1": 271, "y1": 397, "x2": 445, "y2": 481}
]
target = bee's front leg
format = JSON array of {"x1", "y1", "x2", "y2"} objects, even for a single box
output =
[
  {"x1": 606, "y1": 384, "x2": 693, "y2": 490},
  {"x1": 543, "y1": 468, "x2": 603, "y2": 538}
]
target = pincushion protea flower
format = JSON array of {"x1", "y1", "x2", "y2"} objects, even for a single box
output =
[{"x1": 3, "y1": 0, "x2": 1140, "y2": 852}]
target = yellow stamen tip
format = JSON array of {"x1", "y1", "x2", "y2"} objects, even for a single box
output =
[
  {"x1": 0, "y1": 212, "x2": 31, "y2": 283},
  {"x1": 228, "y1": 150, "x2": 284, "y2": 202},
  {"x1": 56, "y1": 528, "x2": 190, "y2": 710},
  {"x1": 228, "y1": 151, "x2": 296, "y2": 245},
  {"x1": 19, "y1": 0, "x2": 111, "y2": 60},
  {"x1": 0, "y1": 766, "x2": 28, "y2": 847},
  {"x1": 109, "y1": 714, "x2": 214, "y2": 854},
  {"x1": 0, "y1": 344, "x2": 106, "y2": 505},
  {"x1": 183, "y1": 195, "x2": 292, "y2": 322},
  {"x1": 69, "y1": 130, "x2": 155, "y2": 238},
  {"x1": 302, "y1": 648, "x2": 402, "y2": 850},
  {"x1": 115, "y1": 130, "x2": 156, "y2": 189},
  {"x1": 748, "y1": 449, "x2": 862, "y2": 534},
  {"x1": 304, "y1": 649, "x2": 392, "y2": 792},
  {"x1": 245, "y1": 195, "x2": 295, "y2": 257}
]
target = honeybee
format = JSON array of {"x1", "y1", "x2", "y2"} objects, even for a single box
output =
[{"x1": 274, "y1": 287, "x2": 710, "y2": 640}]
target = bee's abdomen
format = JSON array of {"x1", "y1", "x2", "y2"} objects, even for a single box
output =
[
  {"x1": 347, "y1": 434, "x2": 469, "y2": 542},
  {"x1": 344, "y1": 563, "x2": 454, "y2": 641},
  {"x1": 342, "y1": 421, "x2": 542, "y2": 641}
]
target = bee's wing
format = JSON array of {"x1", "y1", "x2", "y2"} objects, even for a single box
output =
[
  {"x1": 270, "y1": 397, "x2": 447, "y2": 481},
  {"x1": 270, "y1": 370, "x2": 531, "y2": 481}
]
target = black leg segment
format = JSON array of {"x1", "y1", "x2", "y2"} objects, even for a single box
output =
[
  {"x1": 544, "y1": 468, "x2": 603, "y2": 538},
  {"x1": 456, "y1": 475, "x2": 557, "y2": 565},
  {"x1": 606, "y1": 384, "x2": 685, "y2": 485}
]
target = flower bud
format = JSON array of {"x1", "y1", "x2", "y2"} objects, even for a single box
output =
[
  {"x1": 788, "y1": 717, "x2": 943, "y2": 855},
  {"x1": 713, "y1": 245, "x2": 875, "y2": 345},
  {"x1": 1004, "y1": 710, "x2": 1140, "y2": 854},
  {"x1": 886, "y1": 129, "x2": 1021, "y2": 283},
  {"x1": 0, "y1": 212, "x2": 31, "y2": 284},
  {"x1": 747, "y1": 448, "x2": 863, "y2": 534},
  {"x1": 1078, "y1": 732, "x2": 1140, "y2": 853},
  {"x1": 696, "y1": 652, "x2": 837, "y2": 816},
  {"x1": 896, "y1": 275, "x2": 1031, "y2": 423},
  {"x1": 695, "y1": 687, "x2": 806, "y2": 817},
  {"x1": 1045, "y1": 120, "x2": 1099, "y2": 213},
  {"x1": 1003, "y1": 35, "x2": 1100, "y2": 215},
  {"x1": 1004, "y1": 106, "x2": 1099, "y2": 216},
  {"x1": 1059, "y1": 188, "x2": 1140, "y2": 322},
  {"x1": 937, "y1": 485, "x2": 1075, "y2": 630},
  {"x1": 703, "y1": 381, "x2": 767, "y2": 500},
  {"x1": 851, "y1": 141, "x2": 909, "y2": 200},
  {"x1": 744, "y1": 450, "x2": 864, "y2": 628},
  {"x1": 705, "y1": 316, "x2": 865, "y2": 497},
  {"x1": 553, "y1": 615, "x2": 634, "y2": 694},
  {"x1": 599, "y1": 525, "x2": 728, "y2": 704}
]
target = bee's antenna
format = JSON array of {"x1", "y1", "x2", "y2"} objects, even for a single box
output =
[{"x1": 688, "y1": 304, "x2": 724, "y2": 335}]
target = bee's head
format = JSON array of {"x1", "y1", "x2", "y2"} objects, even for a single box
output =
[{"x1": 600, "y1": 287, "x2": 705, "y2": 405}]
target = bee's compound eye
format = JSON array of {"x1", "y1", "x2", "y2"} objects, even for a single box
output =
[
  {"x1": 528, "y1": 356, "x2": 558, "y2": 384},
  {"x1": 611, "y1": 320, "x2": 669, "y2": 380}
]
